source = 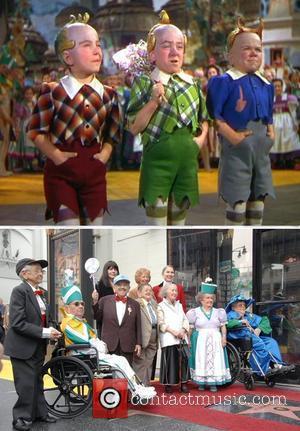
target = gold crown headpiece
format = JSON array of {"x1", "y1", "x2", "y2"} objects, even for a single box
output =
[
  {"x1": 55, "y1": 13, "x2": 91, "y2": 62},
  {"x1": 227, "y1": 17, "x2": 263, "y2": 50},
  {"x1": 68, "y1": 12, "x2": 90, "y2": 25},
  {"x1": 147, "y1": 10, "x2": 186, "y2": 52}
]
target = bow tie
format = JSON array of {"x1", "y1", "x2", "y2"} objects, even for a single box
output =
[
  {"x1": 34, "y1": 289, "x2": 44, "y2": 296},
  {"x1": 115, "y1": 295, "x2": 127, "y2": 303}
]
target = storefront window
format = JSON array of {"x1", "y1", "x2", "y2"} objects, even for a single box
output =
[
  {"x1": 255, "y1": 229, "x2": 300, "y2": 382},
  {"x1": 48, "y1": 229, "x2": 94, "y2": 324},
  {"x1": 49, "y1": 230, "x2": 81, "y2": 322},
  {"x1": 167, "y1": 229, "x2": 233, "y2": 309},
  {"x1": 167, "y1": 229, "x2": 213, "y2": 309}
]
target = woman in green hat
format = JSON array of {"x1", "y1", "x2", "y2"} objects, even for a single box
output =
[{"x1": 186, "y1": 280, "x2": 231, "y2": 392}]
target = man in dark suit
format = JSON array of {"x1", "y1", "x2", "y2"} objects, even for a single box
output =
[
  {"x1": 93, "y1": 274, "x2": 141, "y2": 365},
  {"x1": 4, "y1": 258, "x2": 61, "y2": 431}
]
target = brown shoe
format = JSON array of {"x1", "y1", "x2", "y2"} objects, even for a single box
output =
[{"x1": 165, "y1": 385, "x2": 172, "y2": 393}]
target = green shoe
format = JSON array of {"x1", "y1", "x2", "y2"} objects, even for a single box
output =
[
  {"x1": 209, "y1": 385, "x2": 217, "y2": 392},
  {"x1": 198, "y1": 385, "x2": 205, "y2": 391}
]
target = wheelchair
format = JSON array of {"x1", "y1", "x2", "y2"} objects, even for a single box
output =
[
  {"x1": 41, "y1": 341, "x2": 144, "y2": 419},
  {"x1": 222, "y1": 341, "x2": 242, "y2": 387},
  {"x1": 228, "y1": 335, "x2": 295, "y2": 390}
]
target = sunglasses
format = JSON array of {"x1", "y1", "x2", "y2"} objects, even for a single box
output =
[{"x1": 73, "y1": 301, "x2": 85, "y2": 307}]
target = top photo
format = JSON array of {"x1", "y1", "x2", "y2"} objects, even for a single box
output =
[{"x1": 0, "y1": 0, "x2": 299, "y2": 226}]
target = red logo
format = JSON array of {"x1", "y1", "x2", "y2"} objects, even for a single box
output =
[{"x1": 93, "y1": 378, "x2": 128, "y2": 418}]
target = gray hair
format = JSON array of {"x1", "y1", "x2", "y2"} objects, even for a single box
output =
[
  {"x1": 19, "y1": 265, "x2": 33, "y2": 281},
  {"x1": 160, "y1": 282, "x2": 177, "y2": 298},
  {"x1": 195, "y1": 292, "x2": 216, "y2": 304}
]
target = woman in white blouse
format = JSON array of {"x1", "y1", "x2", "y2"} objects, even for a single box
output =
[{"x1": 157, "y1": 283, "x2": 190, "y2": 393}]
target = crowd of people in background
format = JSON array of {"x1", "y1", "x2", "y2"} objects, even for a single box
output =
[{"x1": 1, "y1": 62, "x2": 299, "y2": 176}]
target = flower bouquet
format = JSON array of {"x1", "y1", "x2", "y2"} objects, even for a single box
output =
[{"x1": 112, "y1": 40, "x2": 153, "y2": 77}]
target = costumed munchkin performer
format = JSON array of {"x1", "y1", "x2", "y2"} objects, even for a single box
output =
[
  {"x1": 127, "y1": 10, "x2": 209, "y2": 225},
  {"x1": 60, "y1": 271, "x2": 156, "y2": 400},
  {"x1": 206, "y1": 18, "x2": 275, "y2": 225},
  {"x1": 226, "y1": 294, "x2": 295, "y2": 376},
  {"x1": 186, "y1": 280, "x2": 231, "y2": 392},
  {"x1": 27, "y1": 13, "x2": 120, "y2": 225}
]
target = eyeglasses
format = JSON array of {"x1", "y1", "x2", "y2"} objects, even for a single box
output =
[
  {"x1": 26, "y1": 269, "x2": 46, "y2": 274},
  {"x1": 73, "y1": 301, "x2": 85, "y2": 307}
]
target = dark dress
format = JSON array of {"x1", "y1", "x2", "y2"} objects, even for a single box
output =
[
  {"x1": 96, "y1": 279, "x2": 114, "y2": 297},
  {"x1": 95, "y1": 279, "x2": 114, "y2": 336}
]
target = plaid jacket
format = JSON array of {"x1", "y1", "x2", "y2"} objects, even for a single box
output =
[
  {"x1": 127, "y1": 68, "x2": 208, "y2": 146},
  {"x1": 27, "y1": 79, "x2": 120, "y2": 147}
]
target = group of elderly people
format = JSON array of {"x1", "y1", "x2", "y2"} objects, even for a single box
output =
[
  {"x1": 90, "y1": 262, "x2": 291, "y2": 394},
  {"x1": 5, "y1": 257, "x2": 293, "y2": 431}
]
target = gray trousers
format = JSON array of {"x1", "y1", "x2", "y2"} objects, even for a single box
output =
[
  {"x1": 219, "y1": 121, "x2": 275, "y2": 207},
  {"x1": 132, "y1": 328, "x2": 158, "y2": 386}
]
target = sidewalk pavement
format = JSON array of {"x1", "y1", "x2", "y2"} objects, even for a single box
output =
[{"x1": 0, "y1": 378, "x2": 218, "y2": 431}]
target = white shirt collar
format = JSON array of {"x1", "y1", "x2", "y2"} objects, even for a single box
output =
[
  {"x1": 150, "y1": 67, "x2": 194, "y2": 85},
  {"x1": 226, "y1": 68, "x2": 271, "y2": 85},
  {"x1": 27, "y1": 282, "x2": 39, "y2": 291},
  {"x1": 60, "y1": 74, "x2": 104, "y2": 100},
  {"x1": 27, "y1": 283, "x2": 46, "y2": 310}
]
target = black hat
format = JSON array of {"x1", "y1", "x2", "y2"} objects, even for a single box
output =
[{"x1": 16, "y1": 258, "x2": 48, "y2": 276}]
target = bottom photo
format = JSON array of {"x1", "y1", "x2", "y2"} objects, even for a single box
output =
[{"x1": 0, "y1": 227, "x2": 299, "y2": 431}]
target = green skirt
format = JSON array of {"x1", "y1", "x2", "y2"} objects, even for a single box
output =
[{"x1": 139, "y1": 127, "x2": 200, "y2": 207}]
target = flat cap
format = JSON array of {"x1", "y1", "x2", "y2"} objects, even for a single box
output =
[{"x1": 16, "y1": 258, "x2": 48, "y2": 276}]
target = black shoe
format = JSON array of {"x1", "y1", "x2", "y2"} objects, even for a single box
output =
[
  {"x1": 276, "y1": 364, "x2": 296, "y2": 374},
  {"x1": 12, "y1": 419, "x2": 31, "y2": 431},
  {"x1": 165, "y1": 385, "x2": 172, "y2": 393},
  {"x1": 180, "y1": 384, "x2": 189, "y2": 393},
  {"x1": 265, "y1": 368, "x2": 280, "y2": 377},
  {"x1": 37, "y1": 414, "x2": 57, "y2": 423}
]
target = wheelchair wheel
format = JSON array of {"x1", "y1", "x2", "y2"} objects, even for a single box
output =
[
  {"x1": 222, "y1": 342, "x2": 241, "y2": 387},
  {"x1": 41, "y1": 356, "x2": 94, "y2": 418}
]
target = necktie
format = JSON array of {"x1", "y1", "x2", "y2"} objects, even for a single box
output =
[
  {"x1": 34, "y1": 289, "x2": 44, "y2": 296},
  {"x1": 115, "y1": 295, "x2": 127, "y2": 303},
  {"x1": 147, "y1": 302, "x2": 157, "y2": 325}
]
